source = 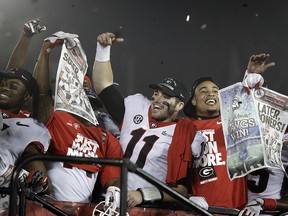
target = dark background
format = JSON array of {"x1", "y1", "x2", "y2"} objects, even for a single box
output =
[{"x1": 0, "y1": 0, "x2": 287, "y2": 98}]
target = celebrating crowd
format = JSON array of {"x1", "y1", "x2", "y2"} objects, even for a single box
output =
[{"x1": 0, "y1": 18, "x2": 287, "y2": 216}]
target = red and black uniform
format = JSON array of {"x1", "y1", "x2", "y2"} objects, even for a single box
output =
[
  {"x1": 46, "y1": 110, "x2": 122, "y2": 202},
  {"x1": 99, "y1": 85, "x2": 196, "y2": 190},
  {"x1": 190, "y1": 116, "x2": 247, "y2": 209}
]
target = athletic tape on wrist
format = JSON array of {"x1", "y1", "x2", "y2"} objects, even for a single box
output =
[
  {"x1": 41, "y1": 47, "x2": 50, "y2": 56},
  {"x1": 263, "y1": 198, "x2": 277, "y2": 211},
  {"x1": 137, "y1": 187, "x2": 163, "y2": 203},
  {"x1": 95, "y1": 42, "x2": 110, "y2": 62}
]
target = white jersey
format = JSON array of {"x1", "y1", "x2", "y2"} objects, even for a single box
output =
[
  {"x1": 247, "y1": 144, "x2": 288, "y2": 202},
  {"x1": 45, "y1": 111, "x2": 122, "y2": 203},
  {"x1": 0, "y1": 112, "x2": 51, "y2": 213},
  {"x1": 120, "y1": 94, "x2": 176, "y2": 190},
  {"x1": 46, "y1": 162, "x2": 98, "y2": 202},
  {"x1": 0, "y1": 115, "x2": 50, "y2": 168}
]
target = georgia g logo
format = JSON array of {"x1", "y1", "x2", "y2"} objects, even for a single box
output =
[
  {"x1": 199, "y1": 167, "x2": 214, "y2": 178},
  {"x1": 133, "y1": 114, "x2": 143, "y2": 124}
]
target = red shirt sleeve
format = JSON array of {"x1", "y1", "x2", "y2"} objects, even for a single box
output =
[{"x1": 99, "y1": 131, "x2": 123, "y2": 187}]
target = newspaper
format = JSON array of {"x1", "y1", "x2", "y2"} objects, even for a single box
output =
[
  {"x1": 254, "y1": 86, "x2": 288, "y2": 169},
  {"x1": 219, "y1": 82, "x2": 288, "y2": 180},
  {"x1": 54, "y1": 38, "x2": 98, "y2": 125}
]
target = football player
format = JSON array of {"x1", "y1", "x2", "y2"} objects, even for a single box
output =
[
  {"x1": 0, "y1": 18, "x2": 50, "y2": 213},
  {"x1": 32, "y1": 32, "x2": 123, "y2": 203},
  {"x1": 238, "y1": 54, "x2": 288, "y2": 216},
  {"x1": 92, "y1": 32, "x2": 208, "y2": 210}
]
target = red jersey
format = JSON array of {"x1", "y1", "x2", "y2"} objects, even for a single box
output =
[
  {"x1": 190, "y1": 116, "x2": 247, "y2": 209},
  {"x1": 46, "y1": 111, "x2": 123, "y2": 186}
]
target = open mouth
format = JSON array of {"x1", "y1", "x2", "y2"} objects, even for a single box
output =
[
  {"x1": 205, "y1": 99, "x2": 216, "y2": 105},
  {"x1": 153, "y1": 104, "x2": 163, "y2": 111},
  {"x1": 0, "y1": 93, "x2": 10, "y2": 99}
]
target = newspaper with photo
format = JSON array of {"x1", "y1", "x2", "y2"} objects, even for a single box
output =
[
  {"x1": 54, "y1": 38, "x2": 98, "y2": 125},
  {"x1": 219, "y1": 82, "x2": 288, "y2": 180}
]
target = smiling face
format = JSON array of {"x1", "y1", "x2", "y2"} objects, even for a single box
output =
[
  {"x1": 192, "y1": 80, "x2": 220, "y2": 117},
  {"x1": 150, "y1": 89, "x2": 184, "y2": 122},
  {"x1": 0, "y1": 78, "x2": 31, "y2": 113}
]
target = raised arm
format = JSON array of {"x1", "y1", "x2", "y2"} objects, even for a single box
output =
[
  {"x1": 6, "y1": 18, "x2": 46, "y2": 70},
  {"x1": 92, "y1": 32, "x2": 125, "y2": 125},
  {"x1": 243, "y1": 53, "x2": 275, "y2": 91},
  {"x1": 92, "y1": 32, "x2": 124, "y2": 94},
  {"x1": 33, "y1": 37, "x2": 63, "y2": 123}
]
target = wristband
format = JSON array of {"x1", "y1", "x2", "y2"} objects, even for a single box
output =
[
  {"x1": 137, "y1": 187, "x2": 163, "y2": 203},
  {"x1": 41, "y1": 47, "x2": 51, "y2": 56},
  {"x1": 263, "y1": 198, "x2": 277, "y2": 211},
  {"x1": 95, "y1": 42, "x2": 111, "y2": 62}
]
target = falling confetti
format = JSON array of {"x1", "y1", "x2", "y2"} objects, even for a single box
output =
[{"x1": 200, "y1": 24, "x2": 207, "y2": 30}]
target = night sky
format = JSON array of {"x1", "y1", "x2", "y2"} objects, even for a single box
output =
[{"x1": 0, "y1": 0, "x2": 287, "y2": 99}]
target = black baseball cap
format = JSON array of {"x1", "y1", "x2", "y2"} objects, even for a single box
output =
[
  {"x1": 184, "y1": 77, "x2": 218, "y2": 117},
  {"x1": 0, "y1": 68, "x2": 38, "y2": 96},
  {"x1": 149, "y1": 77, "x2": 188, "y2": 102}
]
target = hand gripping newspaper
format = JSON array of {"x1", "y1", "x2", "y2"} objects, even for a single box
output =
[
  {"x1": 219, "y1": 82, "x2": 288, "y2": 180},
  {"x1": 54, "y1": 34, "x2": 98, "y2": 125}
]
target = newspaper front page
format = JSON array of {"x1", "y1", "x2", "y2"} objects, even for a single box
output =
[
  {"x1": 54, "y1": 38, "x2": 98, "y2": 125},
  {"x1": 254, "y1": 86, "x2": 288, "y2": 170},
  {"x1": 219, "y1": 82, "x2": 288, "y2": 180}
]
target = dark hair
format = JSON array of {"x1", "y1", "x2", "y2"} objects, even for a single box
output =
[{"x1": 183, "y1": 77, "x2": 218, "y2": 117}]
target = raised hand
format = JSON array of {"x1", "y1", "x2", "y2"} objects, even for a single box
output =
[
  {"x1": 43, "y1": 31, "x2": 79, "y2": 55},
  {"x1": 247, "y1": 53, "x2": 275, "y2": 74},
  {"x1": 23, "y1": 18, "x2": 46, "y2": 36},
  {"x1": 97, "y1": 32, "x2": 124, "y2": 46}
]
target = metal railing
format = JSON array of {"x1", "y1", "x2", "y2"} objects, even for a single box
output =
[
  {"x1": 9, "y1": 155, "x2": 128, "y2": 216},
  {"x1": 9, "y1": 154, "x2": 215, "y2": 216}
]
